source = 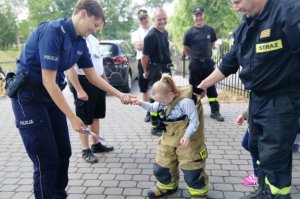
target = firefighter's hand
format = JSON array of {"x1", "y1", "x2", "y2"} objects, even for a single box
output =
[
  {"x1": 236, "y1": 115, "x2": 245, "y2": 125},
  {"x1": 180, "y1": 136, "x2": 191, "y2": 147},
  {"x1": 143, "y1": 71, "x2": 149, "y2": 79}
]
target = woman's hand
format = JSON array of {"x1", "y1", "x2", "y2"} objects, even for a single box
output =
[
  {"x1": 180, "y1": 136, "x2": 191, "y2": 147},
  {"x1": 69, "y1": 115, "x2": 86, "y2": 134},
  {"x1": 119, "y1": 93, "x2": 137, "y2": 104}
]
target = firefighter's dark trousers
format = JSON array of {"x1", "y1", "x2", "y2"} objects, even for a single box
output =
[
  {"x1": 248, "y1": 91, "x2": 300, "y2": 196},
  {"x1": 188, "y1": 58, "x2": 220, "y2": 113}
]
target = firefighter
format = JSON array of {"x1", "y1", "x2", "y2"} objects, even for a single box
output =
[{"x1": 198, "y1": 0, "x2": 300, "y2": 198}]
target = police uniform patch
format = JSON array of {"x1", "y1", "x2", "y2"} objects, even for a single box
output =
[
  {"x1": 260, "y1": 29, "x2": 271, "y2": 39},
  {"x1": 256, "y1": 39, "x2": 283, "y2": 53}
]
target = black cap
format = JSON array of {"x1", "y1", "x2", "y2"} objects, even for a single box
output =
[
  {"x1": 137, "y1": 9, "x2": 148, "y2": 19},
  {"x1": 193, "y1": 6, "x2": 205, "y2": 15}
]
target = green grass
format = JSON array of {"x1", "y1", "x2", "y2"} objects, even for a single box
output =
[{"x1": 0, "y1": 49, "x2": 21, "y2": 72}]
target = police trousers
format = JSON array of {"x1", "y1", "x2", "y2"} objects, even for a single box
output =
[
  {"x1": 153, "y1": 101, "x2": 209, "y2": 197},
  {"x1": 248, "y1": 91, "x2": 300, "y2": 195},
  {"x1": 11, "y1": 88, "x2": 71, "y2": 199}
]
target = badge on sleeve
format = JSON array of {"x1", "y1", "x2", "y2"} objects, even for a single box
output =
[{"x1": 260, "y1": 29, "x2": 271, "y2": 39}]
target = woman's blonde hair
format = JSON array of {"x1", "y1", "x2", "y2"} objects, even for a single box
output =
[
  {"x1": 151, "y1": 73, "x2": 180, "y2": 97},
  {"x1": 73, "y1": 0, "x2": 106, "y2": 27}
]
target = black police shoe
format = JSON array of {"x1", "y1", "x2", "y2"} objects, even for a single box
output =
[
  {"x1": 91, "y1": 143, "x2": 114, "y2": 153},
  {"x1": 210, "y1": 112, "x2": 225, "y2": 122},
  {"x1": 144, "y1": 112, "x2": 151, "y2": 122},
  {"x1": 82, "y1": 149, "x2": 98, "y2": 164},
  {"x1": 147, "y1": 186, "x2": 178, "y2": 198}
]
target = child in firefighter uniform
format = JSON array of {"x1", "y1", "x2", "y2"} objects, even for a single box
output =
[{"x1": 132, "y1": 73, "x2": 208, "y2": 198}]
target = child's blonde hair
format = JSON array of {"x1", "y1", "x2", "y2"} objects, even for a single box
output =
[{"x1": 151, "y1": 73, "x2": 180, "y2": 97}]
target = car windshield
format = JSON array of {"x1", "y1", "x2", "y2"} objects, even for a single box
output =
[{"x1": 100, "y1": 43, "x2": 119, "y2": 57}]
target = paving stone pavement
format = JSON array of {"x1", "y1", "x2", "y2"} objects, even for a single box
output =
[{"x1": 0, "y1": 76, "x2": 299, "y2": 199}]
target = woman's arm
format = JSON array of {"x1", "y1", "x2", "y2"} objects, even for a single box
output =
[
  {"x1": 83, "y1": 67, "x2": 134, "y2": 103},
  {"x1": 67, "y1": 67, "x2": 88, "y2": 100},
  {"x1": 42, "y1": 69, "x2": 85, "y2": 132},
  {"x1": 83, "y1": 67, "x2": 121, "y2": 97}
]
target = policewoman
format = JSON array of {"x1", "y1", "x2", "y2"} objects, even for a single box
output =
[
  {"x1": 10, "y1": 0, "x2": 132, "y2": 198},
  {"x1": 199, "y1": 0, "x2": 300, "y2": 198}
]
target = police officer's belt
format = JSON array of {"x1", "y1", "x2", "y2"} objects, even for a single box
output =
[
  {"x1": 149, "y1": 62, "x2": 172, "y2": 68},
  {"x1": 191, "y1": 57, "x2": 211, "y2": 62},
  {"x1": 22, "y1": 82, "x2": 66, "y2": 94}
]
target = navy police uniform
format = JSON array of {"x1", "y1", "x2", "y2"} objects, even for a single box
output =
[
  {"x1": 183, "y1": 25, "x2": 222, "y2": 116},
  {"x1": 143, "y1": 28, "x2": 172, "y2": 134},
  {"x1": 218, "y1": 0, "x2": 300, "y2": 198},
  {"x1": 12, "y1": 18, "x2": 93, "y2": 199}
]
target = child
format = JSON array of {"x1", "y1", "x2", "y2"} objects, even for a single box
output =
[
  {"x1": 236, "y1": 111, "x2": 259, "y2": 186},
  {"x1": 132, "y1": 74, "x2": 209, "y2": 199}
]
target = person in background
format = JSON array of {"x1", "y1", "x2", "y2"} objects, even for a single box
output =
[
  {"x1": 131, "y1": 9, "x2": 152, "y2": 122},
  {"x1": 68, "y1": 34, "x2": 113, "y2": 164},
  {"x1": 10, "y1": 0, "x2": 133, "y2": 198},
  {"x1": 142, "y1": 8, "x2": 172, "y2": 136},
  {"x1": 183, "y1": 6, "x2": 224, "y2": 122}
]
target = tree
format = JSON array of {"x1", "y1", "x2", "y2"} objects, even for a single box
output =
[
  {"x1": 0, "y1": 8, "x2": 17, "y2": 49},
  {"x1": 99, "y1": 0, "x2": 134, "y2": 40},
  {"x1": 169, "y1": 0, "x2": 240, "y2": 49}
]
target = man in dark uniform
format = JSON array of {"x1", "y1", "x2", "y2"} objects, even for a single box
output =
[
  {"x1": 183, "y1": 6, "x2": 224, "y2": 122},
  {"x1": 199, "y1": 0, "x2": 300, "y2": 198},
  {"x1": 142, "y1": 8, "x2": 172, "y2": 136}
]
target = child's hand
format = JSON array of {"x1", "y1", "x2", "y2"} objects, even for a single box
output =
[
  {"x1": 131, "y1": 98, "x2": 141, "y2": 105},
  {"x1": 180, "y1": 136, "x2": 191, "y2": 147},
  {"x1": 236, "y1": 115, "x2": 245, "y2": 125}
]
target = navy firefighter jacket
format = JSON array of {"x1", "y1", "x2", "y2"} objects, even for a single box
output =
[
  {"x1": 218, "y1": 0, "x2": 300, "y2": 95},
  {"x1": 16, "y1": 18, "x2": 93, "y2": 87}
]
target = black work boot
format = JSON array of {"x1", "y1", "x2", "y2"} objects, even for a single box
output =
[
  {"x1": 209, "y1": 101, "x2": 224, "y2": 122},
  {"x1": 147, "y1": 186, "x2": 178, "y2": 198},
  {"x1": 91, "y1": 142, "x2": 114, "y2": 153},
  {"x1": 240, "y1": 170, "x2": 265, "y2": 199},
  {"x1": 82, "y1": 149, "x2": 98, "y2": 164}
]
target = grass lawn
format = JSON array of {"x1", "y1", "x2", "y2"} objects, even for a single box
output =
[{"x1": 0, "y1": 49, "x2": 20, "y2": 72}]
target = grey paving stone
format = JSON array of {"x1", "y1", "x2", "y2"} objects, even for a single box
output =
[
  {"x1": 103, "y1": 188, "x2": 123, "y2": 195},
  {"x1": 0, "y1": 191, "x2": 14, "y2": 198},
  {"x1": 122, "y1": 188, "x2": 142, "y2": 196},
  {"x1": 0, "y1": 184, "x2": 19, "y2": 191},
  {"x1": 10, "y1": 192, "x2": 32, "y2": 199}
]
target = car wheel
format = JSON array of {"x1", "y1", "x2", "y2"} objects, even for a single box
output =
[{"x1": 122, "y1": 72, "x2": 132, "y2": 93}]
